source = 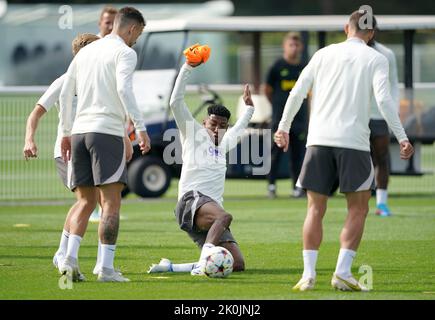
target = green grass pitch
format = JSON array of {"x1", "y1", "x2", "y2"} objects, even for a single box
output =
[{"x1": 0, "y1": 186, "x2": 434, "y2": 300}]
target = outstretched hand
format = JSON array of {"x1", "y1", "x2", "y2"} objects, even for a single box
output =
[{"x1": 243, "y1": 84, "x2": 254, "y2": 107}]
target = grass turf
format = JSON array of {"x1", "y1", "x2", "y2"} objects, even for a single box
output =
[{"x1": 0, "y1": 193, "x2": 434, "y2": 300}]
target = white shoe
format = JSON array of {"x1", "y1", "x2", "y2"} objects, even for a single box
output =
[
  {"x1": 59, "y1": 256, "x2": 86, "y2": 282},
  {"x1": 52, "y1": 251, "x2": 65, "y2": 272},
  {"x1": 147, "y1": 258, "x2": 173, "y2": 273},
  {"x1": 292, "y1": 187, "x2": 306, "y2": 198},
  {"x1": 331, "y1": 273, "x2": 369, "y2": 292},
  {"x1": 292, "y1": 277, "x2": 315, "y2": 291},
  {"x1": 97, "y1": 267, "x2": 130, "y2": 282},
  {"x1": 89, "y1": 210, "x2": 100, "y2": 223},
  {"x1": 190, "y1": 261, "x2": 206, "y2": 276},
  {"x1": 93, "y1": 265, "x2": 122, "y2": 275}
]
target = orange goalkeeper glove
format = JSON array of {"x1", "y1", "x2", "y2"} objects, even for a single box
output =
[{"x1": 183, "y1": 43, "x2": 211, "y2": 64}]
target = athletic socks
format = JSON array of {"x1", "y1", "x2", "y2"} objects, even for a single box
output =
[
  {"x1": 66, "y1": 234, "x2": 82, "y2": 259},
  {"x1": 192, "y1": 242, "x2": 215, "y2": 270},
  {"x1": 302, "y1": 250, "x2": 318, "y2": 280},
  {"x1": 376, "y1": 189, "x2": 388, "y2": 205},
  {"x1": 335, "y1": 248, "x2": 356, "y2": 278},
  {"x1": 101, "y1": 244, "x2": 116, "y2": 271},
  {"x1": 57, "y1": 229, "x2": 70, "y2": 256},
  {"x1": 172, "y1": 262, "x2": 197, "y2": 272},
  {"x1": 93, "y1": 240, "x2": 103, "y2": 275}
]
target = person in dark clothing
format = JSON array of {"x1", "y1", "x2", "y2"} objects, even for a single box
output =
[{"x1": 265, "y1": 32, "x2": 308, "y2": 198}]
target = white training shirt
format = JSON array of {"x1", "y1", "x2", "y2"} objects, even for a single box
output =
[
  {"x1": 170, "y1": 64, "x2": 254, "y2": 206},
  {"x1": 36, "y1": 74, "x2": 76, "y2": 159},
  {"x1": 59, "y1": 34, "x2": 146, "y2": 137},
  {"x1": 278, "y1": 37, "x2": 408, "y2": 152},
  {"x1": 370, "y1": 41, "x2": 400, "y2": 120}
]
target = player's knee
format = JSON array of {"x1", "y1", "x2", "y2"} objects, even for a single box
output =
[
  {"x1": 221, "y1": 213, "x2": 233, "y2": 226},
  {"x1": 101, "y1": 198, "x2": 121, "y2": 213},
  {"x1": 78, "y1": 198, "x2": 97, "y2": 212},
  {"x1": 308, "y1": 205, "x2": 326, "y2": 218},
  {"x1": 350, "y1": 206, "x2": 369, "y2": 217}
]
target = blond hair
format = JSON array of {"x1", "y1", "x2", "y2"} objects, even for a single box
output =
[{"x1": 72, "y1": 33, "x2": 100, "y2": 56}]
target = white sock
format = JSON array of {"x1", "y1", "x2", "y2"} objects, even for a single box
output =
[
  {"x1": 66, "y1": 234, "x2": 82, "y2": 259},
  {"x1": 172, "y1": 262, "x2": 197, "y2": 272},
  {"x1": 101, "y1": 244, "x2": 116, "y2": 271},
  {"x1": 335, "y1": 248, "x2": 356, "y2": 278},
  {"x1": 197, "y1": 242, "x2": 215, "y2": 266},
  {"x1": 57, "y1": 229, "x2": 70, "y2": 256},
  {"x1": 376, "y1": 189, "x2": 388, "y2": 205},
  {"x1": 93, "y1": 240, "x2": 102, "y2": 274},
  {"x1": 302, "y1": 250, "x2": 318, "y2": 279}
]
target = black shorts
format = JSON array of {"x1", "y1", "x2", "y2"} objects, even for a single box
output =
[
  {"x1": 71, "y1": 133, "x2": 127, "y2": 190},
  {"x1": 297, "y1": 146, "x2": 375, "y2": 196},
  {"x1": 174, "y1": 190, "x2": 237, "y2": 248},
  {"x1": 369, "y1": 119, "x2": 389, "y2": 139}
]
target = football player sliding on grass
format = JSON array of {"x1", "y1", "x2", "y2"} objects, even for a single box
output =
[{"x1": 148, "y1": 44, "x2": 254, "y2": 275}]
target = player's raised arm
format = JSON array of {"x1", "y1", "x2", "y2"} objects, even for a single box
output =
[
  {"x1": 221, "y1": 84, "x2": 255, "y2": 153},
  {"x1": 372, "y1": 55, "x2": 414, "y2": 159},
  {"x1": 169, "y1": 44, "x2": 211, "y2": 135}
]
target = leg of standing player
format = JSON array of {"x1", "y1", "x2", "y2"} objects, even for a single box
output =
[
  {"x1": 331, "y1": 190, "x2": 370, "y2": 291},
  {"x1": 96, "y1": 182, "x2": 124, "y2": 276},
  {"x1": 371, "y1": 134, "x2": 391, "y2": 216},
  {"x1": 268, "y1": 134, "x2": 283, "y2": 198},
  {"x1": 289, "y1": 128, "x2": 307, "y2": 198},
  {"x1": 60, "y1": 186, "x2": 98, "y2": 281},
  {"x1": 300, "y1": 190, "x2": 328, "y2": 282}
]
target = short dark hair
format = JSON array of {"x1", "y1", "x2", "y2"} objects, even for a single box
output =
[
  {"x1": 349, "y1": 9, "x2": 377, "y2": 34},
  {"x1": 99, "y1": 6, "x2": 118, "y2": 21},
  {"x1": 207, "y1": 104, "x2": 231, "y2": 120},
  {"x1": 284, "y1": 32, "x2": 302, "y2": 43},
  {"x1": 115, "y1": 6, "x2": 145, "y2": 28}
]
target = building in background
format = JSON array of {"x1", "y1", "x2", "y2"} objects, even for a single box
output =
[{"x1": 0, "y1": 1, "x2": 234, "y2": 85}]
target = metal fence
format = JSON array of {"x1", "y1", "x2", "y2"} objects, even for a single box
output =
[{"x1": 0, "y1": 87, "x2": 434, "y2": 202}]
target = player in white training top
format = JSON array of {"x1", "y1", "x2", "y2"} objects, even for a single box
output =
[
  {"x1": 87, "y1": 6, "x2": 120, "y2": 223},
  {"x1": 59, "y1": 7, "x2": 150, "y2": 282},
  {"x1": 148, "y1": 57, "x2": 254, "y2": 276},
  {"x1": 274, "y1": 10, "x2": 414, "y2": 292},
  {"x1": 23, "y1": 33, "x2": 110, "y2": 281}
]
